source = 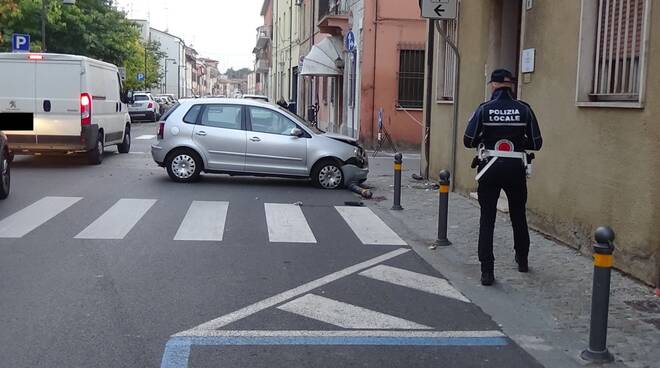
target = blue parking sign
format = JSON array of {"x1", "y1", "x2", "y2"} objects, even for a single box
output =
[
  {"x1": 137, "y1": 73, "x2": 145, "y2": 81},
  {"x1": 12, "y1": 34, "x2": 30, "y2": 53}
]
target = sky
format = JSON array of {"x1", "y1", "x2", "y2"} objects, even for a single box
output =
[{"x1": 115, "y1": 0, "x2": 264, "y2": 72}]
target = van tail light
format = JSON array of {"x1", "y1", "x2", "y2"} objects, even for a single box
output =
[
  {"x1": 147, "y1": 102, "x2": 154, "y2": 109},
  {"x1": 157, "y1": 122, "x2": 165, "y2": 139},
  {"x1": 80, "y1": 93, "x2": 92, "y2": 125}
]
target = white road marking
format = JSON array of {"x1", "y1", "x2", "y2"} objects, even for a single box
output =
[
  {"x1": 75, "y1": 199, "x2": 156, "y2": 239},
  {"x1": 264, "y1": 203, "x2": 316, "y2": 243},
  {"x1": 179, "y1": 248, "x2": 410, "y2": 335},
  {"x1": 359, "y1": 265, "x2": 470, "y2": 303},
  {"x1": 335, "y1": 206, "x2": 407, "y2": 245},
  {"x1": 277, "y1": 294, "x2": 431, "y2": 329},
  {"x1": 177, "y1": 330, "x2": 505, "y2": 338},
  {"x1": 135, "y1": 134, "x2": 156, "y2": 140},
  {"x1": 0, "y1": 197, "x2": 82, "y2": 238},
  {"x1": 174, "y1": 201, "x2": 228, "y2": 241}
]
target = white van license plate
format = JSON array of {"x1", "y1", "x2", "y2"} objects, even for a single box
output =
[{"x1": 0, "y1": 112, "x2": 33, "y2": 131}]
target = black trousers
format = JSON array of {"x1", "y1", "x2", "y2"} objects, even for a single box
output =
[{"x1": 477, "y1": 159, "x2": 530, "y2": 272}]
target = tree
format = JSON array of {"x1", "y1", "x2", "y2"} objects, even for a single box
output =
[{"x1": 0, "y1": 0, "x2": 163, "y2": 90}]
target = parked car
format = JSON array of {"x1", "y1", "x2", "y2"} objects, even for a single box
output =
[
  {"x1": 0, "y1": 131, "x2": 10, "y2": 199},
  {"x1": 128, "y1": 93, "x2": 159, "y2": 122},
  {"x1": 156, "y1": 94, "x2": 177, "y2": 104},
  {"x1": 242, "y1": 94, "x2": 269, "y2": 102},
  {"x1": 0, "y1": 52, "x2": 131, "y2": 165},
  {"x1": 150, "y1": 98, "x2": 368, "y2": 189}
]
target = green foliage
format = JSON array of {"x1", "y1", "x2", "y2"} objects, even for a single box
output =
[
  {"x1": 225, "y1": 67, "x2": 252, "y2": 80},
  {"x1": 0, "y1": 0, "x2": 164, "y2": 90}
]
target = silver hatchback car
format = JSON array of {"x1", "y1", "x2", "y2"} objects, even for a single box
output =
[{"x1": 150, "y1": 98, "x2": 368, "y2": 189}]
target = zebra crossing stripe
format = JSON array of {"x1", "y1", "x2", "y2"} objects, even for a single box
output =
[
  {"x1": 335, "y1": 206, "x2": 407, "y2": 245},
  {"x1": 264, "y1": 203, "x2": 316, "y2": 243},
  {"x1": 135, "y1": 135, "x2": 156, "y2": 140},
  {"x1": 174, "y1": 201, "x2": 228, "y2": 241},
  {"x1": 359, "y1": 265, "x2": 470, "y2": 303},
  {"x1": 0, "y1": 197, "x2": 82, "y2": 238},
  {"x1": 277, "y1": 294, "x2": 431, "y2": 329},
  {"x1": 75, "y1": 199, "x2": 157, "y2": 239}
]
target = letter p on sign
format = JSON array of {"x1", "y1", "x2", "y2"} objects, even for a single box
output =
[{"x1": 12, "y1": 33, "x2": 30, "y2": 52}]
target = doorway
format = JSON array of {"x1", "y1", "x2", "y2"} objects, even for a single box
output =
[{"x1": 486, "y1": 0, "x2": 523, "y2": 96}]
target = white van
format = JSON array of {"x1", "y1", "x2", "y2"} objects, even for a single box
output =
[{"x1": 0, "y1": 53, "x2": 132, "y2": 164}]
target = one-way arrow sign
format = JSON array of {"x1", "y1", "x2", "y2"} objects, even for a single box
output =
[{"x1": 420, "y1": 0, "x2": 458, "y2": 20}]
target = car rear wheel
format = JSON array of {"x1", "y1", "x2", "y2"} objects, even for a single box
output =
[
  {"x1": 0, "y1": 151, "x2": 10, "y2": 200},
  {"x1": 166, "y1": 149, "x2": 202, "y2": 183},
  {"x1": 311, "y1": 159, "x2": 344, "y2": 189},
  {"x1": 117, "y1": 126, "x2": 131, "y2": 153},
  {"x1": 87, "y1": 133, "x2": 104, "y2": 165}
]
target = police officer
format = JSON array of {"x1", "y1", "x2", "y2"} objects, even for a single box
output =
[{"x1": 464, "y1": 69, "x2": 543, "y2": 286}]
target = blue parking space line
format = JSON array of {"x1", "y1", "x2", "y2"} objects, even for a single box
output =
[{"x1": 160, "y1": 335, "x2": 509, "y2": 368}]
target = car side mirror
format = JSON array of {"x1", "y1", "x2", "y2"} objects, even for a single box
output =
[
  {"x1": 290, "y1": 128, "x2": 303, "y2": 137},
  {"x1": 121, "y1": 91, "x2": 134, "y2": 104}
]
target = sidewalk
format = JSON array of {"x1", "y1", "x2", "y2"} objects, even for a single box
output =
[{"x1": 364, "y1": 154, "x2": 660, "y2": 368}]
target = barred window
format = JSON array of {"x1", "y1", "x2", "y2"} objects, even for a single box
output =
[
  {"x1": 577, "y1": 0, "x2": 651, "y2": 106},
  {"x1": 436, "y1": 20, "x2": 458, "y2": 102},
  {"x1": 397, "y1": 49, "x2": 425, "y2": 109}
]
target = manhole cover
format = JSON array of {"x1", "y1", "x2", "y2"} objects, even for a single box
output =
[{"x1": 625, "y1": 300, "x2": 660, "y2": 314}]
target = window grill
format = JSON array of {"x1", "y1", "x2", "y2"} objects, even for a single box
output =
[
  {"x1": 397, "y1": 49, "x2": 425, "y2": 109},
  {"x1": 592, "y1": 0, "x2": 646, "y2": 101}
]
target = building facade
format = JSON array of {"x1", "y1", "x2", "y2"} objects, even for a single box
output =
[
  {"x1": 132, "y1": 20, "x2": 186, "y2": 98},
  {"x1": 424, "y1": 0, "x2": 658, "y2": 284}
]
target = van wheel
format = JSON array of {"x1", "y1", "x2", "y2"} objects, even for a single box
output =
[
  {"x1": 117, "y1": 126, "x2": 131, "y2": 153},
  {"x1": 311, "y1": 159, "x2": 344, "y2": 189},
  {"x1": 0, "y1": 150, "x2": 10, "y2": 200},
  {"x1": 166, "y1": 149, "x2": 202, "y2": 183},
  {"x1": 87, "y1": 133, "x2": 104, "y2": 165}
]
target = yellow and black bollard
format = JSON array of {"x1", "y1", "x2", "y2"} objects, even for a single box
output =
[
  {"x1": 581, "y1": 226, "x2": 616, "y2": 363},
  {"x1": 430, "y1": 170, "x2": 451, "y2": 249},
  {"x1": 391, "y1": 153, "x2": 403, "y2": 210}
]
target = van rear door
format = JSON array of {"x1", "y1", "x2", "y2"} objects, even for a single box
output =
[
  {"x1": 35, "y1": 59, "x2": 81, "y2": 144},
  {"x1": 0, "y1": 55, "x2": 37, "y2": 144}
]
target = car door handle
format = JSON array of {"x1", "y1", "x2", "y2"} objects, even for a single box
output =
[
  {"x1": 250, "y1": 137, "x2": 261, "y2": 142},
  {"x1": 196, "y1": 131, "x2": 207, "y2": 136}
]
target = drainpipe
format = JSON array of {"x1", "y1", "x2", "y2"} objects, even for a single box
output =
[
  {"x1": 370, "y1": 0, "x2": 379, "y2": 147},
  {"x1": 422, "y1": 20, "x2": 434, "y2": 179},
  {"x1": 289, "y1": 0, "x2": 293, "y2": 101}
]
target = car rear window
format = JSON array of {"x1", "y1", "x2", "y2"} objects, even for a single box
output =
[
  {"x1": 183, "y1": 104, "x2": 202, "y2": 124},
  {"x1": 134, "y1": 95, "x2": 149, "y2": 101},
  {"x1": 160, "y1": 102, "x2": 180, "y2": 121}
]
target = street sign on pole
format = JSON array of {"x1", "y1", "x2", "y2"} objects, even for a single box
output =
[
  {"x1": 137, "y1": 73, "x2": 145, "y2": 81},
  {"x1": 11, "y1": 33, "x2": 30, "y2": 53},
  {"x1": 420, "y1": 0, "x2": 458, "y2": 20},
  {"x1": 345, "y1": 31, "x2": 356, "y2": 53}
]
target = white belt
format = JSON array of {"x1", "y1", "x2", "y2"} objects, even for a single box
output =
[{"x1": 475, "y1": 145, "x2": 529, "y2": 181}]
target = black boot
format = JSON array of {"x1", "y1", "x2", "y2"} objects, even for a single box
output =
[
  {"x1": 480, "y1": 263, "x2": 495, "y2": 286},
  {"x1": 515, "y1": 254, "x2": 529, "y2": 273}
]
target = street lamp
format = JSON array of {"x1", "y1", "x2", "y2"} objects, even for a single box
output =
[
  {"x1": 41, "y1": 0, "x2": 76, "y2": 52},
  {"x1": 163, "y1": 58, "x2": 177, "y2": 94}
]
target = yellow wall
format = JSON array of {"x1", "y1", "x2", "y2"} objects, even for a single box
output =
[{"x1": 428, "y1": 0, "x2": 659, "y2": 284}]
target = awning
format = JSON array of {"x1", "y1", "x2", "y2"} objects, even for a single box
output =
[{"x1": 300, "y1": 36, "x2": 344, "y2": 76}]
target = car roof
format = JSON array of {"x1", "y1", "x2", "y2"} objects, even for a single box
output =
[{"x1": 178, "y1": 97, "x2": 275, "y2": 108}]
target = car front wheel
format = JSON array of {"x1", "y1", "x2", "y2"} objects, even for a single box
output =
[
  {"x1": 166, "y1": 149, "x2": 202, "y2": 183},
  {"x1": 312, "y1": 159, "x2": 344, "y2": 189}
]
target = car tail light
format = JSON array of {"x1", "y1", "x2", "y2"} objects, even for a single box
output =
[
  {"x1": 157, "y1": 122, "x2": 165, "y2": 139},
  {"x1": 147, "y1": 102, "x2": 154, "y2": 109},
  {"x1": 28, "y1": 54, "x2": 43, "y2": 60},
  {"x1": 80, "y1": 93, "x2": 92, "y2": 125}
]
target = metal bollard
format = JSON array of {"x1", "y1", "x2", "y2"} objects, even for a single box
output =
[
  {"x1": 391, "y1": 153, "x2": 403, "y2": 210},
  {"x1": 581, "y1": 226, "x2": 616, "y2": 363},
  {"x1": 430, "y1": 170, "x2": 451, "y2": 249}
]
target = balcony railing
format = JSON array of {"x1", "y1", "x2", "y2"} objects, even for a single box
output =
[
  {"x1": 319, "y1": 0, "x2": 348, "y2": 20},
  {"x1": 256, "y1": 25, "x2": 272, "y2": 41}
]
